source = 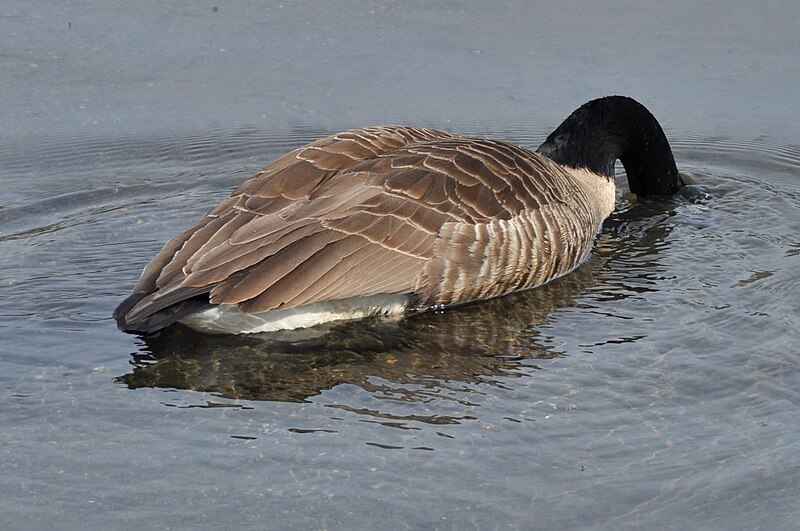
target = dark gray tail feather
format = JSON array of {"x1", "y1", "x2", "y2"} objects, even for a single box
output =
[{"x1": 113, "y1": 292, "x2": 213, "y2": 334}]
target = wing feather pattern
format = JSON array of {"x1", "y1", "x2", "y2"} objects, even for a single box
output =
[{"x1": 115, "y1": 125, "x2": 610, "y2": 333}]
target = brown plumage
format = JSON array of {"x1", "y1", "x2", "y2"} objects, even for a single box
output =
[{"x1": 114, "y1": 96, "x2": 682, "y2": 334}]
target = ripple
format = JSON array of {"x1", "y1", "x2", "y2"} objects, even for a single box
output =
[
  {"x1": 1, "y1": 126, "x2": 799, "y2": 530},
  {"x1": 0, "y1": 126, "x2": 331, "y2": 178}
]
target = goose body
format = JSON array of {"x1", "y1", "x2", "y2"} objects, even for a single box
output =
[{"x1": 114, "y1": 96, "x2": 682, "y2": 334}]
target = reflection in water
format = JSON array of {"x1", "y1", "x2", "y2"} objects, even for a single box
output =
[
  {"x1": 117, "y1": 191, "x2": 690, "y2": 404},
  {"x1": 117, "y1": 272, "x2": 584, "y2": 403},
  {"x1": 592, "y1": 186, "x2": 689, "y2": 295}
]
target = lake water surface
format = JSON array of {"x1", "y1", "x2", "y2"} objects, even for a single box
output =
[{"x1": 2, "y1": 2, "x2": 799, "y2": 529}]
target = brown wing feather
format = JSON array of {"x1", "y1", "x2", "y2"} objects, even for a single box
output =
[{"x1": 118, "y1": 125, "x2": 601, "y2": 332}]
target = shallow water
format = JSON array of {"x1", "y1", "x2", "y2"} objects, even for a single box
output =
[{"x1": 3, "y1": 2, "x2": 800, "y2": 529}]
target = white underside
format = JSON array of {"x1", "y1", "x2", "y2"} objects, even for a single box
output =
[{"x1": 178, "y1": 294, "x2": 409, "y2": 334}]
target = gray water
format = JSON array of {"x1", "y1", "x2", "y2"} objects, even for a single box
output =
[{"x1": 2, "y1": 2, "x2": 799, "y2": 529}]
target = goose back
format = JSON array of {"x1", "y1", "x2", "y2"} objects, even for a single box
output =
[{"x1": 115, "y1": 125, "x2": 615, "y2": 333}]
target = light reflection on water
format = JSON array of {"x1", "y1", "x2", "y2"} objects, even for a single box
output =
[
  {"x1": 4, "y1": 0, "x2": 800, "y2": 524},
  {"x1": 1, "y1": 129, "x2": 799, "y2": 529}
]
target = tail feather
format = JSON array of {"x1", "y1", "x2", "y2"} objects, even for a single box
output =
[{"x1": 113, "y1": 291, "x2": 213, "y2": 334}]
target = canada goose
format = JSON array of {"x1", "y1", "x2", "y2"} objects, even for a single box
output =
[{"x1": 114, "y1": 95, "x2": 683, "y2": 334}]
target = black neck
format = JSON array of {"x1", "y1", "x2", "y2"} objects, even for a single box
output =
[{"x1": 537, "y1": 96, "x2": 683, "y2": 197}]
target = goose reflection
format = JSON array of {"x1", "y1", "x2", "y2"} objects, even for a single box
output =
[
  {"x1": 117, "y1": 265, "x2": 591, "y2": 402},
  {"x1": 594, "y1": 186, "x2": 692, "y2": 298},
  {"x1": 116, "y1": 189, "x2": 687, "y2": 403}
]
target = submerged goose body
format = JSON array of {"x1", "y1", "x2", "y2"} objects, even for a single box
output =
[{"x1": 114, "y1": 96, "x2": 682, "y2": 334}]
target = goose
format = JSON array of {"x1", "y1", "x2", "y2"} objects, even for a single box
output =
[{"x1": 113, "y1": 95, "x2": 683, "y2": 334}]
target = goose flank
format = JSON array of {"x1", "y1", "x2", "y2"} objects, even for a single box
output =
[{"x1": 113, "y1": 96, "x2": 683, "y2": 334}]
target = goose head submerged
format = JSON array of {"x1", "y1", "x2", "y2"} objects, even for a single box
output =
[
  {"x1": 114, "y1": 96, "x2": 684, "y2": 335},
  {"x1": 538, "y1": 95, "x2": 683, "y2": 196}
]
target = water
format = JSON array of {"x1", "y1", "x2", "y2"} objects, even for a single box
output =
[{"x1": 2, "y1": 2, "x2": 799, "y2": 529}]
